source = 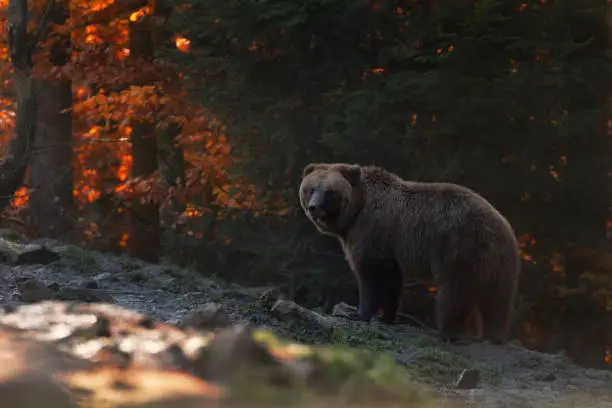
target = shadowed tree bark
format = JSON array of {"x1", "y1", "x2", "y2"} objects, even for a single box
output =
[
  {"x1": 29, "y1": 0, "x2": 74, "y2": 239},
  {"x1": 126, "y1": 1, "x2": 161, "y2": 263},
  {"x1": 157, "y1": 123, "x2": 186, "y2": 230},
  {"x1": 1, "y1": 0, "x2": 55, "y2": 215}
]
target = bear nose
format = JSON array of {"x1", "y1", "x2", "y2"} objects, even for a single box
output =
[{"x1": 308, "y1": 204, "x2": 318, "y2": 213}]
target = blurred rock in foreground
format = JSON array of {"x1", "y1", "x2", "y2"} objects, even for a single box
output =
[{"x1": 0, "y1": 301, "x2": 430, "y2": 408}]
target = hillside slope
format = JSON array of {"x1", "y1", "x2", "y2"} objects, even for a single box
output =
[{"x1": 0, "y1": 230, "x2": 609, "y2": 408}]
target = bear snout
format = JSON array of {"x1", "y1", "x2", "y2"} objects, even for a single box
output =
[
  {"x1": 307, "y1": 192, "x2": 329, "y2": 219},
  {"x1": 307, "y1": 202, "x2": 326, "y2": 219}
]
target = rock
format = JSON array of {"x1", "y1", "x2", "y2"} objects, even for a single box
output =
[
  {"x1": 271, "y1": 300, "x2": 332, "y2": 332},
  {"x1": 0, "y1": 302, "x2": 225, "y2": 407},
  {"x1": 0, "y1": 328, "x2": 88, "y2": 408},
  {"x1": 93, "y1": 272, "x2": 112, "y2": 281},
  {"x1": 197, "y1": 324, "x2": 293, "y2": 385},
  {"x1": 0, "y1": 300, "x2": 471, "y2": 407},
  {"x1": 56, "y1": 287, "x2": 114, "y2": 303},
  {"x1": 206, "y1": 289, "x2": 223, "y2": 302},
  {"x1": 0, "y1": 239, "x2": 60, "y2": 266},
  {"x1": 68, "y1": 278, "x2": 98, "y2": 289},
  {"x1": 331, "y1": 302, "x2": 359, "y2": 319},
  {"x1": 47, "y1": 282, "x2": 61, "y2": 291},
  {"x1": 14, "y1": 244, "x2": 60, "y2": 265},
  {"x1": 455, "y1": 368, "x2": 480, "y2": 389},
  {"x1": 180, "y1": 303, "x2": 230, "y2": 331},
  {"x1": 84, "y1": 280, "x2": 98, "y2": 289},
  {"x1": 16, "y1": 278, "x2": 57, "y2": 303},
  {"x1": 539, "y1": 372, "x2": 556, "y2": 382}
]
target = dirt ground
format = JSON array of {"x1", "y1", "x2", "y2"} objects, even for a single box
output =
[{"x1": 0, "y1": 233, "x2": 610, "y2": 408}]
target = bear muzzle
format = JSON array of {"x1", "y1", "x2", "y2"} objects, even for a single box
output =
[
  {"x1": 307, "y1": 202, "x2": 327, "y2": 220},
  {"x1": 307, "y1": 191, "x2": 341, "y2": 224}
]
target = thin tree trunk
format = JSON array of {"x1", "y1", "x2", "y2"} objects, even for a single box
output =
[
  {"x1": 29, "y1": 0, "x2": 73, "y2": 239},
  {"x1": 153, "y1": 0, "x2": 183, "y2": 232},
  {"x1": 157, "y1": 123, "x2": 185, "y2": 229},
  {"x1": 126, "y1": 3, "x2": 160, "y2": 263}
]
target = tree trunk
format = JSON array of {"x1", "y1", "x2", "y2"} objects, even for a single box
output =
[
  {"x1": 1, "y1": 0, "x2": 38, "y2": 214},
  {"x1": 29, "y1": 77, "x2": 73, "y2": 239},
  {"x1": 126, "y1": 4, "x2": 160, "y2": 263},
  {"x1": 157, "y1": 123, "x2": 185, "y2": 229},
  {"x1": 129, "y1": 123, "x2": 160, "y2": 262},
  {"x1": 29, "y1": 0, "x2": 73, "y2": 239}
]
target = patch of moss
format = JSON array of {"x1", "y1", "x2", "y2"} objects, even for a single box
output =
[
  {"x1": 227, "y1": 329, "x2": 437, "y2": 407},
  {"x1": 323, "y1": 322, "x2": 491, "y2": 385},
  {"x1": 410, "y1": 347, "x2": 474, "y2": 383},
  {"x1": 308, "y1": 345, "x2": 435, "y2": 405},
  {"x1": 330, "y1": 324, "x2": 389, "y2": 349},
  {"x1": 62, "y1": 245, "x2": 96, "y2": 267}
]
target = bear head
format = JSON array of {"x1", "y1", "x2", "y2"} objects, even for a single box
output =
[{"x1": 299, "y1": 163, "x2": 363, "y2": 235}]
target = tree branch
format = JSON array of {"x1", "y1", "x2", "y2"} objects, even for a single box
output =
[
  {"x1": 83, "y1": 0, "x2": 149, "y2": 26},
  {"x1": 29, "y1": 0, "x2": 55, "y2": 52}
]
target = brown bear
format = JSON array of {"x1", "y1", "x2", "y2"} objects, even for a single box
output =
[{"x1": 298, "y1": 162, "x2": 521, "y2": 344}]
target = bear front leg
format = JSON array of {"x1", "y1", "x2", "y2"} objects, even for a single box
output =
[
  {"x1": 357, "y1": 274, "x2": 379, "y2": 322},
  {"x1": 353, "y1": 256, "x2": 401, "y2": 323},
  {"x1": 350, "y1": 257, "x2": 383, "y2": 322}
]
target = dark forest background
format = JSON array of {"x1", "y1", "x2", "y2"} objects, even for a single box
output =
[{"x1": 0, "y1": 0, "x2": 610, "y2": 369}]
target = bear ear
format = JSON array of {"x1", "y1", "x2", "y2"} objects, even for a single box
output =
[
  {"x1": 337, "y1": 164, "x2": 362, "y2": 186},
  {"x1": 302, "y1": 163, "x2": 328, "y2": 178}
]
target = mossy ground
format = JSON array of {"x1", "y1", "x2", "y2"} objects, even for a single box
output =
[{"x1": 222, "y1": 327, "x2": 440, "y2": 408}]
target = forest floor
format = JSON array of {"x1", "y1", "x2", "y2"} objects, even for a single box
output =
[{"x1": 0, "y1": 229, "x2": 610, "y2": 408}]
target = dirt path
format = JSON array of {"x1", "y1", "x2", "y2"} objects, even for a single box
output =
[{"x1": 447, "y1": 341, "x2": 612, "y2": 407}]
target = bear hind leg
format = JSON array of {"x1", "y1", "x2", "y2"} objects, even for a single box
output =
[
  {"x1": 479, "y1": 285, "x2": 514, "y2": 345},
  {"x1": 379, "y1": 274, "x2": 401, "y2": 324},
  {"x1": 435, "y1": 282, "x2": 479, "y2": 343}
]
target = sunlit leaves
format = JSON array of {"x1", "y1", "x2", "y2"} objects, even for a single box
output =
[
  {"x1": 0, "y1": 0, "x2": 298, "y2": 249},
  {"x1": 0, "y1": 97, "x2": 14, "y2": 142},
  {"x1": 73, "y1": 0, "x2": 115, "y2": 14},
  {"x1": 518, "y1": 232, "x2": 536, "y2": 264},
  {"x1": 129, "y1": 5, "x2": 152, "y2": 22},
  {"x1": 73, "y1": 85, "x2": 170, "y2": 125},
  {"x1": 175, "y1": 36, "x2": 190, "y2": 52}
]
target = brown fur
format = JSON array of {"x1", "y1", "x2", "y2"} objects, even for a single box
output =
[{"x1": 299, "y1": 162, "x2": 521, "y2": 344}]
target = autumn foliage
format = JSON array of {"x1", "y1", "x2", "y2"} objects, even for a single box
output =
[{"x1": 0, "y1": 0, "x2": 285, "y2": 249}]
